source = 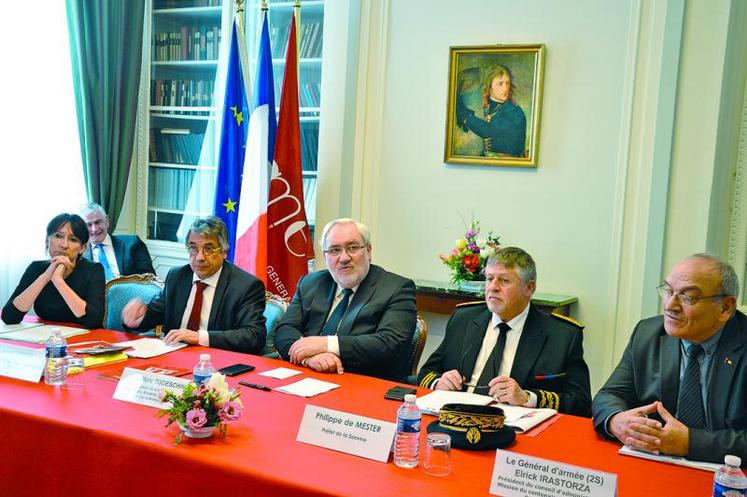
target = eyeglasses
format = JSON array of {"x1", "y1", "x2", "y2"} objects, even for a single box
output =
[
  {"x1": 323, "y1": 244, "x2": 366, "y2": 257},
  {"x1": 656, "y1": 284, "x2": 726, "y2": 306},
  {"x1": 187, "y1": 245, "x2": 223, "y2": 256}
]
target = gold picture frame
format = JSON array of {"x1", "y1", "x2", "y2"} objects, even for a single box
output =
[{"x1": 444, "y1": 44, "x2": 545, "y2": 167}]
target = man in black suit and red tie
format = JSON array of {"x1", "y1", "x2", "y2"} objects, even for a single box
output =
[
  {"x1": 417, "y1": 247, "x2": 591, "y2": 416},
  {"x1": 274, "y1": 218, "x2": 417, "y2": 381},
  {"x1": 81, "y1": 203, "x2": 155, "y2": 279},
  {"x1": 121, "y1": 216, "x2": 266, "y2": 354}
]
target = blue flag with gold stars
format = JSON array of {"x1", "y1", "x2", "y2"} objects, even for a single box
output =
[{"x1": 213, "y1": 18, "x2": 251, "y2": 261}]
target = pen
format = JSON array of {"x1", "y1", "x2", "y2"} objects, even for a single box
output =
[
  {"x1": 534, "y1": 373, "x2": 566, "y2": 380},
  {"x1": 239, "y1": 381, "x2": 272, "y2": 392}
]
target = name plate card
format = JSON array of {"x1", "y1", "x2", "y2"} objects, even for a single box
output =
[
  {"x1": 0, "y1": 343, "x2": 46, "y2": 382},
  {"x1": 113, "y1": 367, "x2": 190, "y2": 408},
  {"x1": 296, "y1": 405, "x2": 396, "y2": 463},
  {"x1": 490, "y1": 450, "x2": 617, "y2": 497}
]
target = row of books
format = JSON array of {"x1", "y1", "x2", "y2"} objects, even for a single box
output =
[
  {"x1": 269, "y1": 19, "x2": 323, "y2": 59},
  {"x1": 149, "y1": 168, "x2": 200, "y2": 211},
  {"x1": 154, "y1": 0, "x2": 221, "y2": 8},
  {"x1": 301, "y1": 123, "x2": 319, "y2": 172},
  {"x1": 149, "y1": 129, "x2": 205, "y2": 165},
  {"x1": 152, "y1": 27, "x2": 222, "y2": 62},
  {"x1": 151, "y1": 79, "x2": 215, "y2": 111}
]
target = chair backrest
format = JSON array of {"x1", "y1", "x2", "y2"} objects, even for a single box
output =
[
  {"x1": 262, "y1": 292, "x2": 289, "y2": 356},
  {"x1": 103, "y1": 274, "x2": 164, "y2": 331},
  {"x1": 407, "y1": 314, "x2": 428, "y2": 376}
]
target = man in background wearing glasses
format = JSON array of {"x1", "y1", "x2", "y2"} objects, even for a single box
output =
[
  {"x1": 122, "y1": 216, "x2": 266, "y2": 353},
  {"x1": 592, "y1": 254, "x2": 746, "y2": 463},
  {"x1": 274, "y1": 217, "x2": 416, "y2": 381}
]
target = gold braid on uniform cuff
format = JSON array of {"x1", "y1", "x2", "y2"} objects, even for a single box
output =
[
  {"x1": 420, "y1": 371, "x2": 438, "y2": 389},
  {"x1": 536, "y1": 390, "x2": 560, "y2": 410}
]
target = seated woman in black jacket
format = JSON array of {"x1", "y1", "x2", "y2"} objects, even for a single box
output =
[{"x1": 2, "y1": 213, "x2": 104, "y2": 329}]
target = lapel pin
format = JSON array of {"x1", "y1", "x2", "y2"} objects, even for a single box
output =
[{"x1": 725, "y1": 357, "x2": 733, "y2": 366}]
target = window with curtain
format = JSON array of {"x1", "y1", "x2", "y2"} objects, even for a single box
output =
[{"x1": 0, "y1": 3, "x2": 86, "y2": 308}]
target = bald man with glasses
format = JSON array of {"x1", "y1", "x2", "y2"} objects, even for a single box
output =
[
  {"x1": 592, "y1": 254, "x2": 747, "y2": 463},
  {"x1": 274, "y1": 218, "x2": 417, "y2": 381}
]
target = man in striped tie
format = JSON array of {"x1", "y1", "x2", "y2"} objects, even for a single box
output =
[
  {"x1": 274, "y1": 218, "x2": 417, "y2": 381},
  {"x1": 592, "y1": 254, "x2": 746, "y2": 463}
]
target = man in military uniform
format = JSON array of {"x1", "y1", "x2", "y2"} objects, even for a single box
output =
[{"x1": 418, "y1": 247, "x2": 591, "y2": 416}]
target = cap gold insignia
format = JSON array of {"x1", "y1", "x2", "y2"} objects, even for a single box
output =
[{"x1": 466, "y1": 426, "x2": 481, "y2": 444}]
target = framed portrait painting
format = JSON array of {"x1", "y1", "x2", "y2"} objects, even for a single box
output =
[{"x1": 444, "y1": 44, "x2": 545, "y2": 167}]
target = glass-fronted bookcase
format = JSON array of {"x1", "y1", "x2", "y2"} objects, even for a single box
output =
[{"x1": 138, "y1": 0, "x2": 323, "y2": 252}]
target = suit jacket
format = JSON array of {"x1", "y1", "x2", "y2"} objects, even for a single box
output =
[
  {"x1": 417, "y1": 303, "x2": 591, "y2": 416},
  {"x1": 137, "y1": 261, "x2": 266, "y2": 354},
  {"x1": 85, "y1": 234, "x2": 155, "y2": 276},
  {"x1": 1, "y1": 258, "x2": 105, "y2": 329},
  {"x1": 592, "y1": 311, "x2": 747, "y2": 462},
  {"x1": 274, "y1": 264, "x2": 417, "y2": 381}
]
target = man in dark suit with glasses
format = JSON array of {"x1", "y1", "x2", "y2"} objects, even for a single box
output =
[
  {"x1": 592, "y1": 254, "x2": 746, "y2": 463},
  {"x1": 274, "y1": 217, "x2": 417, "y2": 381},
  {"x1": 121, "y1": 216, "x2": 266, "y2": 354}
]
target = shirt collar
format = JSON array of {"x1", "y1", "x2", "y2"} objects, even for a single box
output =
[
  {"x1": 336, "y1": 284, "x2": 359, "y2": 297},
  {"x1": 491, "y1": 302, "x2": 531, "y2": 332},
  {"x1": 683, "y1": 326, "x2": 724, "y2": 357},
  {"x1": 192, "y1": 265, "x2": 223, "y2": 288},
  {"x1": 96, "y1": 234, "x2": 113, "y2": 248}
]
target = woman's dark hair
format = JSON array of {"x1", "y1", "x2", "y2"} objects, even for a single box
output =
[{"x1": 46, "y1": 213, "x2": 89, "y2": 245}]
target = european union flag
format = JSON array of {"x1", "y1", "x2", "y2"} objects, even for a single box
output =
[{"x1": 213, "y1": 19, "x2": 250, "y2": 261}]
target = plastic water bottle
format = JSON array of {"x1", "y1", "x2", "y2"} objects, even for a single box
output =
[
  {"x1": 394, "y1": 394, "x2": 421, "y2": 468},
  {"x1": 44, "y1": 330, "x2": 67, "y2": 386},
  {"x1": 193, "y1": 353, "x2": 215, "y2": 386},
  {"x1": 714, "y1": 455, "x2": 747, "y2": 496}
]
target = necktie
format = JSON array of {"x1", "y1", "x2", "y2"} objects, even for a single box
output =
[
  {"x1": 677, "y1": 344, "x2": 706, "y2": 429},
  {"x1": 321, "y1": 288, "x2": 354, "y2": 336},
  {"x1": 186, "y1": 281, "x2": 208, "y2": 332},
  {"x1": 96, "y1": 244, "x2": 114, "y2": 280},
  {"x1": 476, "y1": 322, "x2": 512, "y2": 391}
]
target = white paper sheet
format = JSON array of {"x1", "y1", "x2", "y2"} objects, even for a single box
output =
[
  {"x1": 275, "y1": 377, "x2": 340, "y2": 397},
  {"x1": 259, "y1": 367, "x2": 303, "y2": 379},
  {"x1": 117, "y1": 338, "x2": 188, "y2": 358},
  {"x1": 416, "y1": 390, "x2": 556, "y2": 432},
  {"x1": 0, "y1": 322, "x2": 45, "y2": 334},
  {"x1": 619, "y1": 445, "x2": 721, "y2": 472},
  {"x1": 0, "y1": 324, "x2": 89, "y2": 343}
]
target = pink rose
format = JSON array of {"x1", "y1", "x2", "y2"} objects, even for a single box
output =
[
  {"x1": 219, "y1": 400, "x2": 243, "y2": 422},
  {"x1": 186, "y1": 408, "x2": 207, "y2": 429}
]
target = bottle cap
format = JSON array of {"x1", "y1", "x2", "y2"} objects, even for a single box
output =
[
  {"x1": 726, "y1": 455, "x2": 742, "y2": 467},
  {"x1": 404, "y1": 394, "x2": 416, "y2": 403},
  {"x1": 200, "y1": 353, "x2": 211, "y2": 361}
]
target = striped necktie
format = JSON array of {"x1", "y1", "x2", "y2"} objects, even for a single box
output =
[{"x1": 677, "y1": 344, "x2": 706, "y2": 429}]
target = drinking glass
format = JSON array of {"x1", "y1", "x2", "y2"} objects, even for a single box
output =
[{"x1": 424, "y1": 433, "x2": 452, "y2": 476}]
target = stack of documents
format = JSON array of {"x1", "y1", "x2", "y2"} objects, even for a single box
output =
[
  {"x1": 0, "y1": 323, "x2": 89, "y2": 343},
  {"x1": 416, "y1": 390, "x2": 556, "y2": 432}
]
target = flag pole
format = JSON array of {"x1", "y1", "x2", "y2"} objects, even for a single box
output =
[
  {"x1": 234, "y1": 0, "x2": 245, "y2": 31},
  {"x1": 294, "y1": 0, "x2": 301, "y2": 57}
]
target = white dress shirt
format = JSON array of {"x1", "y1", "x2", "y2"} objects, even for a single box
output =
[
  {"x1": 179, "y1": 267, "x2": 223, "y2": 346},
  {"x1": 466, "y1": 303, "x2": 537, "y2": 407}
]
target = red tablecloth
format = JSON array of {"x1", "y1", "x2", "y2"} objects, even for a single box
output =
[{"x1": 0, "y1": 329, "x2": 712, "y2": 496}]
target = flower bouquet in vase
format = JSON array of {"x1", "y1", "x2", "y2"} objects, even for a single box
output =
[
  {"x1": 159, "y1": 373, "x2": 242, "y2": 444},
  {"x1": 439, "y1": 221, "x2": 501, "y2": 291}
]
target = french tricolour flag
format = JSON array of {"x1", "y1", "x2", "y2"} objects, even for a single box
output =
[{"x1": 235, "y1": 11, "x2": 276, "y2": 282}]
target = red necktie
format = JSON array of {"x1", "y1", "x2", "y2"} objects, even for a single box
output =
[{"x1": 186, "y1": 281, "x2": 208, "y2": 331}]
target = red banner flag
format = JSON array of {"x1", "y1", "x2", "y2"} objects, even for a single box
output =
[{"x1": 267, "y1": 13, "x2": 315, "y2": 299}]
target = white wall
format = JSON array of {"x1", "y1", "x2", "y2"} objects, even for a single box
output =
[{"x1": 317, "y1": 0, "x2": 747, "y2": 393}]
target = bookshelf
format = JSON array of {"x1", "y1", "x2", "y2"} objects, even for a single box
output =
[
  {"x1": 140, "y1": 0, "x2": 324, "y2": 249},
  {"x1": 145, "y1": 0, "x2": 227, "y2": 243},
  {"x1": 247, "y1": 0, "x2": 324, "y2": 238}
]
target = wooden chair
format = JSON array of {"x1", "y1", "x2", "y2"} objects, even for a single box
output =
[
  {"x1": 403, "y1": 314, "x2": 428, "y2": 384},
  {"x1": 262, "y1": 292, "x2": 289, "y2": 357},
  {"x1": 103, "y1": 273, "x2": 163, "y2": 332}
]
